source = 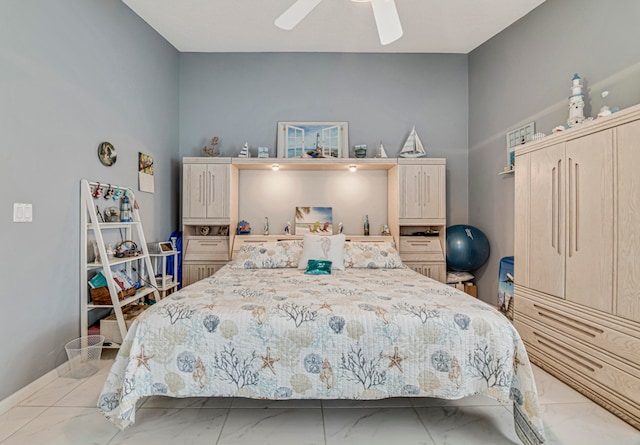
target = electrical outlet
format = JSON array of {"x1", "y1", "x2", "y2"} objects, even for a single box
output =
[{"x1": 13, "y1": 203, "x2": 33, "y2": 222}]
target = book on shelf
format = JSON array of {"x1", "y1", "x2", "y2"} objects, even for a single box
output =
[{"x1": 88, "y1": 272, "x2": 107, "y2": 289}]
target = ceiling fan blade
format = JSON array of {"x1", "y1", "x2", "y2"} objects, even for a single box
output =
[
  {"x1": 275, "y1": 0, "x2": 323, "y2": 30},
  {"x1": 371, "y1": 0, "x2": 403, "y2": 45}
]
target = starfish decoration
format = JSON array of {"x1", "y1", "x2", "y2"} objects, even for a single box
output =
[
  {"x1": 259, "y1": 347, "x2": 280, "y2": 375},
  {"x1": 133, "y1": 345, "x2": 154, "y2": 372},
  {"x1": 202, "y1": 303, "x2": 215, "y2": 311},
  {"x1": 345, "y1": 259, "x2": 355, "y2": 268},
  {"x1": 385, "y1": 346, "x2": 406, "y2": 373},
  {"x1": 318, "y1": 301, "x2": 333, "y2": 311},
  {"x1": 513, "y1": 347, "x2": 522, "y2": 374},
  {"x1": 375, "y1": 306, "x2": 390, "y2": 324},
  {"x1": 284, "y1": 258, "x2": 295, "y2": 268}
]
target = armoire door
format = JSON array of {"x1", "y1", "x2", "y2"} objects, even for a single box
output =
[
  {"x1": 529, "y1": 142, "x2": 565, "y2": 298},
  {"x1": 514, "y1": 153, "x2": 530, "y2": 287},
  {"x1": 615, "y1": 120, "x2": 640, "y2": 322},
  {"x1": 564, "y1": 130, "x2": 614, "y2": 312}
]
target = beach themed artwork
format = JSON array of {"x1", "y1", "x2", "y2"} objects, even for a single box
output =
[
  {"x1": 295, "y1": 206, "x2": 333, "y2": 235},
  {"x1": 498, "y1": 256, "x2": 514, "y2": 320},
  {"x1": 277, "y1": 122, "x2": 348, "y2": 158}
]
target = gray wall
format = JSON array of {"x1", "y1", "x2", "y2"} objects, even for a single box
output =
[
  {"x1": 179, "y1": 53, "x2": 469, "y2": 225},
  {"x1": 0, "y1": 0, "x2": 179, "y2": 400},
  {"x1": 468, "y1": 0, "x2": 640, "y2": 303}
]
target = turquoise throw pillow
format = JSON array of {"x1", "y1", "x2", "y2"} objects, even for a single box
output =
[{"x1": 304, "y1": 259, "x2": 332, "y2": 275}]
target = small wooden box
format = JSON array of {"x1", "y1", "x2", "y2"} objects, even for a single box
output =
[
  {"x1": 464, "y1": 284, "x2": 478, "y2": 298},
  {"x1": 100, "y1": 305, "x2": 148, "y2": 344}
]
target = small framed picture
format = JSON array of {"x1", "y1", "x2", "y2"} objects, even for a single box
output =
[
  {"x1": 98, "y1": 142, "x2": 117, "y2": 166},
  {"x1": 277, "y1": 122, "x2": 349, "y2": 158},
  {"x1": 506, "y1": 122, "x2": 535, "y2": 171},
  {"x1": 257, "y1": 147, "x2": 270, "y2": 158},
  {"x1": 295, "y1": 206, "x2": 333, "y2": 235}
]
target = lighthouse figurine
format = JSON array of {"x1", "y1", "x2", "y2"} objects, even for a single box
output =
[{"x1": 567, "y1": 73, "x2": 586, "y2": 127}]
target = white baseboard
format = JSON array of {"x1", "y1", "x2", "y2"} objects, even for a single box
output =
[{"x1": 0, "y1": 361, "x2": 71, "y2": 416}]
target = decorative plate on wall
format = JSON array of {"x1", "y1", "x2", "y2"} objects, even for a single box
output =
[{"x1": 98, "y1": 142, "x2": 117, "y2": 166}]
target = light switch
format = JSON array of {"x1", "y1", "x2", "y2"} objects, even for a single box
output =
[{"x1": 13, "y1": 203, "x2": 32, "y2": 222}]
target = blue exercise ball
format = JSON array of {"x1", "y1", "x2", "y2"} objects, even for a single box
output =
[{"x1": 446, "y1": 225, "x2": 490, "y2": 272}]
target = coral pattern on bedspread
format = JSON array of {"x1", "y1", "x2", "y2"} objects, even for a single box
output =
[{"x1": 98, "y1": 267, "x2": 545, "y2": 444}]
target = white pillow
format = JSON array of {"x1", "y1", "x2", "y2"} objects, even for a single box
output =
[{"x1": 298, "y1": 234, "x2": 346, "y2": 270}]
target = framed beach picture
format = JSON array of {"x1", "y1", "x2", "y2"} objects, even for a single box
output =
[
  {"x1": 277, "y1": 121, "x2": 348, "y2": 158},
  {"x1": 295, "y1": 206, "x2": 333, "y2": 235}
]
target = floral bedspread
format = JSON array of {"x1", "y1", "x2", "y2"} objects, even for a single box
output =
[{"x1": 98, "y1": 266, "x2": 545, "y2": 444}]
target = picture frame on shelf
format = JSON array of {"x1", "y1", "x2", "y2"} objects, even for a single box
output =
[
  {"x1": 277, "y1": 121, "x2": 349, "y2": 158},
  {"x1": 295, "y1": 206, "x2": 333, "y2": 235},
  {"x1": 505, "y1": 122, "x2": 535, "y2": 171}
]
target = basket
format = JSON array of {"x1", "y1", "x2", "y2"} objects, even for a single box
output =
[{"x1": 90, "y1": 286, "x2": 137, "y2": 305}]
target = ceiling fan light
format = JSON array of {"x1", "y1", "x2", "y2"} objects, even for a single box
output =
[{"x1": 371, "y1": 0, "x2": 403, "y2": 45}]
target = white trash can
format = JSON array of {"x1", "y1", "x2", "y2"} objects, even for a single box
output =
[{"x1": 64, "y1": 335, "x2": 105, "y2": 378}]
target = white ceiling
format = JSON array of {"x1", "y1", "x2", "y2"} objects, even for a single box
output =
[{"x1": 122, "y1": 0, "x2": 547, "y2": 54}]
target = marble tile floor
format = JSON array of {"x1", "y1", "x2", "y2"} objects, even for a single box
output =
[{"x1": 0, "y1": 359, "x2": 638, "y2": 445}]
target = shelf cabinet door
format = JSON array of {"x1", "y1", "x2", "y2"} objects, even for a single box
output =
[
  {"x1": 405, "y1": 262, "x2": 445, "y2": 283},
  {"x1": 421, "y1": 164, "x2": 445, "y2": 219},
  {"x1": 564, "y1": 130, "x2": 614, "y2": 313},
  {"x1": 529, "y1": 142, "x2": 565, "y2": 299},
  {"x1": 183, "y1": 163, "x2": 207, "y2": 220},
  {"x1": 205, "y1": 164, "x2": 228, "y2": 219},
  {"x1": 616, "y1": 120, "x2": 640, "y2": 323},
  {"x1": 399, "y1": 164, "x2": 445, "y2": 220},
  {"x1": 183, "y1": 262, "x2": 226, "y2": 287},
  {"x1": 399, "y1": 164, "x2": 422, "y2": 219},
  {"x1": 183, "y1": 163, "x2": 229, "y2": 221}
]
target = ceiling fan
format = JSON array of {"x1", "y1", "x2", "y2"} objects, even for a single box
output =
[{"x1": 275, "y1": 0, "x2": 403, "y2": 46}]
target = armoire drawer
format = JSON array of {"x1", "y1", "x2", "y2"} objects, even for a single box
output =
[
  {"x1": 399, "y1": 237, "x2": 444, "y2": 261},
  {"x1": 516, "y1": 296, "x2": 640, "y2": 367},
  {"x1": 515, "y1": 319, "x2": 640, "y2": 408},
  {"x1": 184, "y1": 237, "x2": 229, "y2": 261}
]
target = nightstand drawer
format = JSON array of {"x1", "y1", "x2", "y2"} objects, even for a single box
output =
[
  {"x1": 399, "y1": 237, "x2": 444, "y2": 261},
  {"x1": 184, "y1": 237, "x2": 229, "y2": 261}
]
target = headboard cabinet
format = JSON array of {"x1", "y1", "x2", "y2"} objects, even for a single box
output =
[{"x1": 181, "y1": 157, "x2": 446, "y2": 286}]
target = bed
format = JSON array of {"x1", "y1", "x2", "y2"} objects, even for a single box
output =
[{"x1": 98, "y1": 238, "x2": 545, "y2": 445}]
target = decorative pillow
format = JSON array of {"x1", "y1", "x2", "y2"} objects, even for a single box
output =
[
  {"x1": 343, "y1": 241, "x2": 404, "y2": 269},
  {"x1": 446, "y1": 270, "x2": 475, "y2": 284},
  {"x1": 230, "y1": 240, "x2": 302, "y2": 269},
  {"x1": 297, "y1": 234, "x2": 346, "y2": 270},
  {"x1": 304, "y1": 259, "x2": 332, "y2": 275}
]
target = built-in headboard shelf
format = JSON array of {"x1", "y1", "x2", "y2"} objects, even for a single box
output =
[{"x1": 182, "y1": 156, "x2": 447, "y2": 285}]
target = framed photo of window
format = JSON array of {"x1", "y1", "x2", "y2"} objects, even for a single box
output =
[{"x1": 277, "y1": 121, "x2": 349, "y2": 158}]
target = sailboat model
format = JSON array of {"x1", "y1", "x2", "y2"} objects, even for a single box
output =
[
  {"x1": 399, "y1": 126, "x2": 426, "y2": 158},
  {"x1": 376, "y1": 142, "x2": 388, "y2": 158}
]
